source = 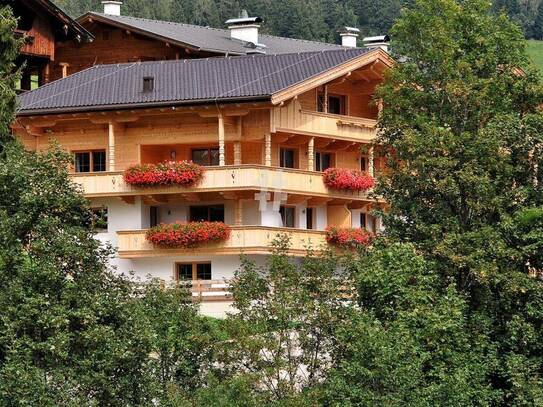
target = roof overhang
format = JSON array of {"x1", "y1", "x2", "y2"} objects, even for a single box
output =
[
  {"x1": 270, "y1": 48, "x2": 394, "y2": 105},
  {"x1": 26, "y1": 0, "x2": 94, "y2": 42}
]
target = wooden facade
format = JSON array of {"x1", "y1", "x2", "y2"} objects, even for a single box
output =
[
  {"x1": 50, "y1": 17, "x2": 216, "y2": 82},
  {"x1": 12, "y1": 0, "x2": 92, "y2": 90}
]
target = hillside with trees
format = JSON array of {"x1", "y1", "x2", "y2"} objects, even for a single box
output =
[{"x1": 54, "y1": 0, "x2": 543, "y2": 42}]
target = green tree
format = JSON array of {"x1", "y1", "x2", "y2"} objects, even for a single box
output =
[
  {"x1": 323, "y1": 242, "x2": 497, "y2": 406},
  {"x1": 0, "y1": 144, "x2": 155, "y2": 405},
  {"x1": 374, "y1": 0, "x2": 543, "y2": 403},
  {"x1": 139, "y1": 280, "x2": 223, "y2": 404},
  {"x1": 0, "y1": 6, "x2": 21, "y2": 147},
  {"x1": 216, "y1": 236, "x2": 351, "y2": 403}
]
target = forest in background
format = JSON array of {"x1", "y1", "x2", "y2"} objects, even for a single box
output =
[{"x1": 54, "y1": 0, "x2": 543, "y2": 42}]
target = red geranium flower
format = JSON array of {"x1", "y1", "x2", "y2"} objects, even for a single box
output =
[
  {"x1": 124, "y1": 161, "x2": 204, "y2": 187},
  {"x1": 322, "y1": 168, "x2": 374, "y2": 191},
  {"x1": 146, "y1": 221, "x2": 231, "y2": 248},
  {"x1": 325, "y1": 226, "x2": 372, "y2": 249}
]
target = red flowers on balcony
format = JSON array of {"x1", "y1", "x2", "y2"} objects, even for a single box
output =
[
  {"x1": 124, "y1": 161, "x2": 204, "y2": 187},
  {"x1": 325, "y1": 226, "x2": 372, "y2": 249},
  {"x1": 322, "y1": 168, "x2": 374, "y2": 191},
  {"x1": 146, "y1": 221, "x2": 231, "y2": 248}
]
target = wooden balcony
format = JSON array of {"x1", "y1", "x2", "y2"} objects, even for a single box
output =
[
  {"x1": 271, "y1": 99, "x2": 377, "y2": 142},
  {"x1": 117, "y1": 226, "x2": 327, "y2": 258},
  {"x1": 71, "y1": 165, "x2": 371, "y2": 201}
]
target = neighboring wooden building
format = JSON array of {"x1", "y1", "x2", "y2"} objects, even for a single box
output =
[
  {"x1": 14, "y1": 44, "x2": 391, "y2": 317},
  {"x1": 49, "y1": 2, "x2": 351, "y2": 81},
  {"x1": 5, "y1": 0, "x2": 92, "y2": 90}
]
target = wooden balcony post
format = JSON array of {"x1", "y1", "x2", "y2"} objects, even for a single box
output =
[
  {"x1": 368, "y1": 146, "x2": 374, "y2": 177},
  {"x1": 264, "y1": 132, "x2": 272, "y2": 166},
  {"x1": 218, "y1": 114, "x2": 226, "y2": 166},
  {"x1": 235, "y1": 199, "x2": 243, "y2": 226},
  {"x1": 59, "y1": 63, "x2": 70, "y2": 78},
  {"x1": 307, "y1": 137, "x2": 315, "y2": 171},
  {"x1": 234, "y1": 141, "x2": 242, "y2": 165},
  {"x1": 108, "y1": 122, "x2": 115, "y2": 171},
  {"x1": 323, "y1": 85, "x2": 329, "y2": 113}
]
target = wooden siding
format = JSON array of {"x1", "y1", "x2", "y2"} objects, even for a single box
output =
[
  {"x1": 52, "y1": 22, "x2": 201, "y2": 81},
  {"x1": 117, "y1": 226, "x2": 328, "y2": 258},
  {"x1": 19, "y1": 14, "x2": 55, "y2": 59}
]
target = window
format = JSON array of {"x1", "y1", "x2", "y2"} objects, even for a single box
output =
[
  {"x1": 196, "y1": 263, "x2": 212, "y2": 280},
  {"x1": 176, "y1": 262, "x2": 212, "y2": 281},
  {"x1": 91, "y1": 207, "x2": 108, "y2": 232},
  {"x1": 279, "y1": 148, "x2": 295, "y2": 169},
  {"x1": 328, "y1": 95, "x2": 346, "y2": 115},
  {"x1": 361, "y1": 212, "x2": 379, "y2": 233},
  {"x1": 74, "y1": 150, "x2": 106, "y2": 173},
  {"x1": 315, "y1": 151, "x2": 332, "y2": 172},
  {"x1": 192, "y1": 148, "x2": 219, "y2": 166},
  {"x1": 189, "y1": 205, "x2": 225, "y2": 222},
  {"x1": 360, "y1": 212, "x2": 367, "y2": 229},
  {"x1": 360, "y1": 156, "x2": 368, "y2": 172},
  {"x1": 317, "y1": 93, "x2": 346, "y2": 115},
  {"x1": 150, "y1": 206, "x2": 159, "y2": 227},
  {"x1": 280, "y1": 205, "x2": 295, "y2": 228},
  {"x1": 142, "y1": 76, "x2": 154, "y2": 92},
  {"x1": 306, "y1": 207, "x2": 314, "y2": 230}
]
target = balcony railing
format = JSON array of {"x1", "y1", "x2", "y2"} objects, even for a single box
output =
[
  {"x1": 117, "y1": 226, "x2": 327, "y2": 258},
  {"x1": 271, "y1": 99, "x2": 377, "y2": 142},
  {"x1": 71, "y1": 165, "x2": 372, "y2": 200},
  {"x1": 179, "y1": 279, "x2": 232, "y2": 302}
]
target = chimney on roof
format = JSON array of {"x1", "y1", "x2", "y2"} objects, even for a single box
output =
[
  {"x1": 339, "y1": 27, "x2": 360, "y2": 48},
  {"x1": 102, "y1": 1, "x2": 122, "y2": 16},
  {"x1": 362, "y1": 35, "x2": 390, "y2": 52},
  {"x1": 225, "y1": 10, "x2": 262, "y2": 45}
]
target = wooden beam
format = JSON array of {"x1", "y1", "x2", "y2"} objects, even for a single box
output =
[
  {"x1": 264, "y1": 132, "x2": 271, "y2": 166},
  {"x1": 218, "y1": 114, "x2": 225, "y2": 166},
  {"x1": 120, "y1": 196, "x2": 135, "y2": 205},
  {"x1": 307, "y1": 137, "x2": 314, "y2": 171}
]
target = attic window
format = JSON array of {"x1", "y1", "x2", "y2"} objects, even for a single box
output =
[{"x1": 142, "y1": 77, "x2": 154, "y2": 92}]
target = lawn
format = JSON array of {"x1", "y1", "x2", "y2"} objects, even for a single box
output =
[{"x1": 527, "y1": 40, "x2": 543, "y2": 72}]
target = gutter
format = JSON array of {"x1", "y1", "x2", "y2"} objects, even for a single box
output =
[{"x1": 16, "y1": 95, "x2": 271, "y2": 117}]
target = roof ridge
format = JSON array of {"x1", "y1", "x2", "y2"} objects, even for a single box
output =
[
  {"x1": 90, "y1": 12, "x2": 231, "y2": 34},
  {"x1": 62, "y1": 48, "x2": 363, "y2": 70}
]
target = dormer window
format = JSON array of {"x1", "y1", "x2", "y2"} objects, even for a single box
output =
[{"x1": 142, "y1": 76, "x2": 154, "y2": 92}]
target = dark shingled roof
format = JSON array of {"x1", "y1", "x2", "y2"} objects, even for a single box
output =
[
  {"x1": 18, "y1": 48, "x2": 371, "y2": 115},
  {"x1": 80, "y1": 12, "x2": 346, "y2": 55}
]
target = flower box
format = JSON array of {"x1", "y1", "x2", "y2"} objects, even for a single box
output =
[
  {"x1": 146, "y1": 221, "x2": 231, "y2": 248},
  {"x1": 326, "y1": 226, "x2": 372, "y2": 249},
  {"x1": 322, "y1": 168, "x2": 374, "y2": 191},
  {"x1": 124, "y1": 161, "x2": 204, "y2": 187}
]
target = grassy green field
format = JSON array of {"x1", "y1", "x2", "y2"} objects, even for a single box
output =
[{"x1": 527, "y1": 40, "x2": 543, "y2": 72}]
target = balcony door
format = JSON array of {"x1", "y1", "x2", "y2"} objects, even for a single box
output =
[
  {"x1": 192, "y1": 147, "x2": 219, "y2": 166},
  {"x1": 176, "y1": 262, "x2": 212, "y2": 281},
  {"x1": 189, "y1": 205, "x2": 225, "y2": 222}
]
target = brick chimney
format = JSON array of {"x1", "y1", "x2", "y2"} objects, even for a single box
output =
[{"x1": 102, "y1": 1, "x2": 122, "y2": 16}]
